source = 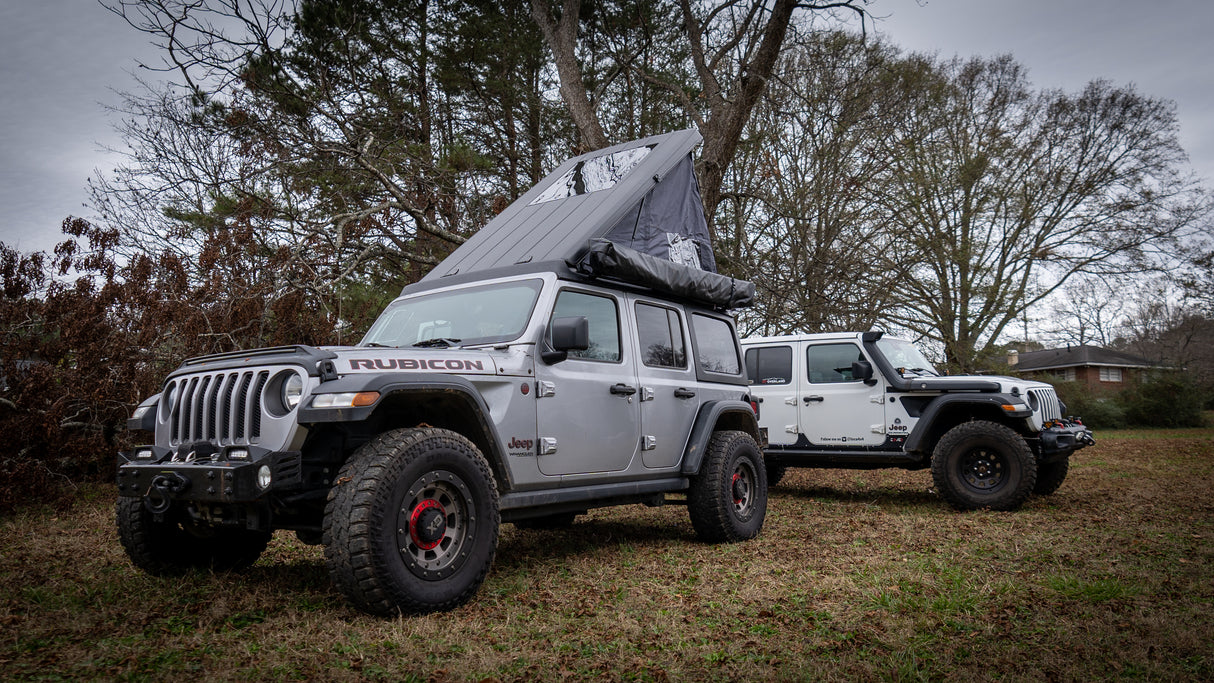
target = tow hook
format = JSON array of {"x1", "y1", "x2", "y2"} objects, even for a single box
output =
[{"x1": 144, "y1": 472, "x2": 191, "y2": 514}]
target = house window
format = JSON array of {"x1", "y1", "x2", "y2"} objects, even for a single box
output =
[
  {"x1": 1099, "y1": 367, "x2": 1123, "y2": 383},
  {"x1": 1055, "y1": 368, "x2": 1076, "y2": 382}
]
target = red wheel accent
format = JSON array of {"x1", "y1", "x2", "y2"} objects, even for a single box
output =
[
  {"x1": 409, "y1": 498, "x2": 447, "y2": 551},
  {"x1": 731, "y1": 472, "x2": 743, "y2": 505}
]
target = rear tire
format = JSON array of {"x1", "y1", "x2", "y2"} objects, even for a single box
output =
[
  {"x1": 1033, "y1": 457, "x2": 1070, "y2": 495},
  {"x1": 688, "y1": 430, "x2": 767, "y2": 543},
  {"x1": 931, "y1": 421, "x2": 1036, "y2": 511},
  {"x1": 323, "y1": 428, "x2": 499, "y2": 616},
  {"x1": 116, "y1": 497, "x2": 270, "y2": 575}
]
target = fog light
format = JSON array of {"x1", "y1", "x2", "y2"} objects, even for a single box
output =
[
  {"x1": 228, "y1": 447, "x2": 250, "y2": 460},
  {"x1": 257, "y1": 465, "x2": 272, "y2": 490},
  {"x1": 135, "y1": 448, "x2": 153, "y2": 460}
]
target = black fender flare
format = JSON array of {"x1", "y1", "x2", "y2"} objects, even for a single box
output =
[
  {"x1": 298, "y1": 372, "x2": 508, "y2": 477},
  {"x1": 903, "y1": 393, "x2": 1031, "y2": 454},
  {"x1": 680, "y1": 400, "x2": 760, "y2": 476}
]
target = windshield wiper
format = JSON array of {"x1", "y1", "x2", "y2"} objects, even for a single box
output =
[
  {"x1": 413, "y1": 338, "x2": 462, "y2": 348},
  {"x1": 363, "y1": 342, "x2": 397, "y2": 348}
]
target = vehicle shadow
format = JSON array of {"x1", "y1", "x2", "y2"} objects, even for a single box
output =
[{"x1": 769, "y1": 480, "x2": 943, "y2": 509}]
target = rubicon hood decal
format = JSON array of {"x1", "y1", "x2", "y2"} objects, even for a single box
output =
[{"x1": 336, "y1": 350, "x2": 498, "y2": 375}]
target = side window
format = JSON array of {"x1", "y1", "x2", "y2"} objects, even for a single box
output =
[
  {"x1": 635, "y1": 303, "x2": 687, "y2": 369},
  {"x1": 691, "y1": 314, "x2": 741, "y2": 375},
  {"x1": 807, "y1": 343, "x2": 864, "y2": 384},
  {"x1": 744, "y1": 346, "x2": 793, "y2": 385},
  {"x1": 551, "y1": 290, "x2": 621, "y2": 362}
]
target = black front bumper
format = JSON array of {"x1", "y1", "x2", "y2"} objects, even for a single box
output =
[
  {"x1": 116, "y1": 447, "x2": 303, "y2": 505},
  {"x1": 1038, "y1": 421, "x2": 1096, "y2": 461}
]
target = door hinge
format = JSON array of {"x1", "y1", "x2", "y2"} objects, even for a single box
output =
[
  {"x1": 537, "y1": 381, "x2": 556, "y2": 398},
  {"x1": 784, "y1": 396, "x2": 797, "y2": 406},
  {"x1": 785, "y1": 424, "x2": 798, "y2": 434},
  {"x1": 538, "y1": 437, "x2": 558, "y2": 455},
  {"x1": 871, "y1": 424, "x2": 885, "y2": 434},
  {"x1": 641, "y1": 435, "x2": 657, "y2": 450},
  {"x1": 640, "y1": 386, "x2": 655, "y2": 402}
]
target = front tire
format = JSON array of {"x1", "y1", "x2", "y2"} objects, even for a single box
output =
[
  {"x1": 688, "y1": 430, "x2": 767, "y2": 543},
  {"x1": 116, "y1": 497, "x2": 270, "y2": 575},
  {"x1": 323, "y1": 428, "x2": 500, "y2": 616},
  {"x1": 931, "y1": 421, "x2": 1036, "y2": 511},
  {"x1": 1033, "y1": 457, "x2": 1070, "y2": 495}
]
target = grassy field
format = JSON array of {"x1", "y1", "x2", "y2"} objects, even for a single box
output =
[{"x1": 2, "y1": 428, "x2": 1212, "y2": 681}]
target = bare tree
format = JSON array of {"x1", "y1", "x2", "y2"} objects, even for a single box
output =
[
  {"x1": 528, "y1": 0, "x2": 871, "y2": 242},
  {"x1": 874, "y1": 55, "x2": 1210, "y2": 370}
]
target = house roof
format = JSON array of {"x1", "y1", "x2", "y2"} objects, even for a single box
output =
[{"x1": 1015, "y1": 345, "x2": 1157, "y2": 372}]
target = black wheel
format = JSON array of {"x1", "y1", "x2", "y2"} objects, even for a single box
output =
[
  {"x1": 765, "y1": 464, "x2": 788, "y2": 488},
  {"x1": 931, "y1": 421, "x2": 1037, "y2": 511},
  {"x1": 688, "y1": 430, "x2": 767, "y2": 543},
  {"x1": 323, "y1": 427, "x2": 499, "y2": 616},
  {"x1": 116, "y1": 497, "x2": 270, "y2": 575},
  {"x1": 513, "y1": 512, "x2": 580, "y2": 530},
  {"x1": 1033, "y1": 457, "x2": 1070, "y2": 495}
]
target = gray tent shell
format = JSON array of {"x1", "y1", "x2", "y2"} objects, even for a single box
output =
[{"x1": 408, "y1": 128, "x2": 753, "y2": 309}]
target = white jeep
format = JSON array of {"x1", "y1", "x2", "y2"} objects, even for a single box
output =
[{"x1": 741, "y1": 332, "x2": 1094, "y2": 511}]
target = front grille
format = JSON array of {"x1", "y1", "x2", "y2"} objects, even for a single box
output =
[
  {"x1": 167, "y1": 370, "x2": 270, "y2": 446},
  {"x1": 1029, "y1": 387, "x2": 1062, "y2": 422}
]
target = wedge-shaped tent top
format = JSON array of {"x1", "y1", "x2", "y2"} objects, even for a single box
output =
[{"x1": 416, "y1": 128, "x2": 753, "y2": 308}]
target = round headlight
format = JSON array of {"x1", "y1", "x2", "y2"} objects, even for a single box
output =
[
  {"x1": 257, "y1": 465, "x2": 273, "y2": 490},
  {"x1": 282, "y1": 373, "x2": 304, "y2": 410}
]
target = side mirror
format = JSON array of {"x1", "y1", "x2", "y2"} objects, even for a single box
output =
[
  {"x1": 542, "y1": 316, "x2": 589, "y2": 364},
  {"x1": 852, "y1": 360, "x2": 877, "y2": 385}
]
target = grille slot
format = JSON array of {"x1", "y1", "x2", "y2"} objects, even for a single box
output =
[
  {"x1": 166, "y1": 369, "x2": 273, "y2": 447},
  {"x1": 1029, "y1": 388, "x2": 1061, "y2": 422}
]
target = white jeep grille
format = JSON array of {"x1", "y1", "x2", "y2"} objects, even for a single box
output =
[
  {"x1": 1029, "y1": 387, "x2": 1062, "y2": 422},
  {"x1": 165, "y1": 370, "x2": 270, "y2": 446}
]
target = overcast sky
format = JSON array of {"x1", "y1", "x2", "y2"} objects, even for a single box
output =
[{"x1": 1, "y1": 0, "x2": 1211, "y2": 256}]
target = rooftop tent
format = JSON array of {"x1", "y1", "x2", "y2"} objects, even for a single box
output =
[{"x1": 421, "y1": 128, "x2": 717, "y2": 280}]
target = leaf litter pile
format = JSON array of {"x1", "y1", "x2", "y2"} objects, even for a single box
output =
[{"x1": 2, "y1": 428, "x2": 1211, "y2": 681}]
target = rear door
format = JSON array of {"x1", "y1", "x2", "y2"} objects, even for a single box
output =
[
  {"x1": 631, "y1": 298, "x2": 699, "y2": 469},
  {"x1": 744, "y1": 343, "x2": 798, "y2": 445}
]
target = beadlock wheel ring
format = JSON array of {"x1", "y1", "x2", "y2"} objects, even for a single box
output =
[{"x1": 395, "y1": 470, "x2": 475, "y2": 580}]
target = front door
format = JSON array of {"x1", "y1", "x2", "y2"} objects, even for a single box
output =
[
  {"x1": 799, "y1": 341, "x2": 886, "y2": 446},
  {"x1": 535, "y1": 287, "x2": 640, "y2": 476}
]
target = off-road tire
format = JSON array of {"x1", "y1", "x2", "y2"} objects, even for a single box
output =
[
  {"x1": 688, "y1": 430, "x2": 767, "y2": 542},
  {"x1": 931, "y1": 421, "x2": 1037, "y2": 511},
  {"x1": 765, "y1": 464, "x2": 788, "y2": 488},
  {"x1": 513, "y1": 512, "x2": 579, "y2": 530},
  {"x1": 116, "y1": 497, "x2": 270, "y2": 575},
  {"x1": 323, "y1": 427, "x2": 499, "y2": 616},
  {"x1": 1033, "y1": 457, "x2": 1070, "y2": 496}
]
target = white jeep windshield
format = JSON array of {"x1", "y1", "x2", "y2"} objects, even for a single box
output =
[
  {"x1": 361, "y1": 279, "x2": 544, "y2": 348},
  {"x1": 875, "y1": 338, "x2": 939, "y2": 376}
]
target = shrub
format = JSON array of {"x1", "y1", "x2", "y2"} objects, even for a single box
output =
[
  {"x1": 1049, "y1": 380, "x2": 1127, "y2": 430},
  {"x1": 1120, "y1": 374, "x2": 1207, "y2": 428}
]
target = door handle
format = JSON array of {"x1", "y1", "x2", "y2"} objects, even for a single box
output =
[
  {"x1": 610, "y1": 383, "x2": 637, "y2": 396},
  {"x1": 803, "y1": 395, "x2": 824, "y2": 404},
  {"x1": 673, "y1": 388, "x2": 696, "y2": 399}
]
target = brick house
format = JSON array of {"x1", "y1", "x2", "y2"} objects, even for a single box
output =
[{"x1": 1010, "y1": 345, "x2": 1159, "y2": 393}]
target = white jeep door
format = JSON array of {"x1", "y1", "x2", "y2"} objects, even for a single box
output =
[
  {"x1": 799, "y1": 341, "x2": 886, "y2": 446},
  {"x1": 743, "y1": 343, "x2": 798, "y2": 445}
]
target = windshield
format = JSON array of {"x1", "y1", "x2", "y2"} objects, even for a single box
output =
[
  {"x1": 875, "y1": 338, "x2": 939, "y2": 376},
  {"x1": 361, "y1": 279, "x2": 544, "y2": 348}
]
